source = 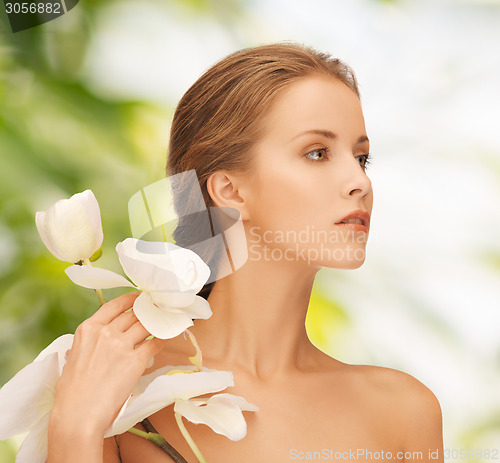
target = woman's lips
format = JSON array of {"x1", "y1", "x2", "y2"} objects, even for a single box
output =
[
  {"x1": 335, "y1": 222, "x2": 368, "y2": 233},
  {"x1": 334, "y1": 210, "x2": 370, "y2": 233}
]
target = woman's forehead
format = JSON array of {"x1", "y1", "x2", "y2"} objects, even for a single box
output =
[{"x1": 260, "y1": 75, "x2": 366, "y2": 142}]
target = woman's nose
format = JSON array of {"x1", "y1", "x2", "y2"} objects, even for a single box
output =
[{"x1": 339, "y1": 156, "x2": 372, "y2": 199}]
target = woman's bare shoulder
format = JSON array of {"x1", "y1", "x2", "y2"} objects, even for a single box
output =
[
  {"x1": 337, "y1": 363, "x2": 442, "y2": 418},
  {"x1": 321, "y1": 362, "x2": 444, "y2": 454}
]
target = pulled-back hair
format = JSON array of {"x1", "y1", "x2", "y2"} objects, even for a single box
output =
[{"x1": 166, "y1": 42, "x2": 360, "y2": 299}]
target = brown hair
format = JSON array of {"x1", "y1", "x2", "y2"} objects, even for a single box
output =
[{"x1": 166, "y1": 42, "x2": 360, "y2": 299}]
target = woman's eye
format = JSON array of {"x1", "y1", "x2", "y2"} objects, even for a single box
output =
[
  {"x1": 305, "y1": 148, "x2": 328, "y2": 161},
  {"x1": 356, "y1": 153, "x2": 372, "y2": 170}
]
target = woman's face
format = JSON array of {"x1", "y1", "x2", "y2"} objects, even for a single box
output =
[{"x1": 239, "y1": 74, "x2": 373, "y2": 270}]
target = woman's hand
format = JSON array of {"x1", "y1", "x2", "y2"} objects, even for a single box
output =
[{"x1": 49, "y1": 291, "x2": 168, "y2": 438}]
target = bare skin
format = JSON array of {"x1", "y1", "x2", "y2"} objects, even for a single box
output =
[
  {"x1": 48, "y1": 75, "x2": 444, "y2": 463},
  {"x1": 109, "y1": 337, "x2": 443, "y2": 463}
]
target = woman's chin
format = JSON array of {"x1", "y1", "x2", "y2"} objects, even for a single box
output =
[{"x1": 320, "y1": 257, "x2": 366, "y2": 270}]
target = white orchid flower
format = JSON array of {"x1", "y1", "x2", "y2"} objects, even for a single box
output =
[
  {"x1": 35, "y1": 190, "x2": 103, "y2": 264},
  {"x1": 0, "y1": 334, "x2": 74, "y2": 463},
  {"x1": 174, "y1": 392, "x2": 259, "y2": 441},
  {"x1": 65, "y1": 238, "x2": 212, "y2": 339},
  {"x1": 106, "y1": 366, "x2": 234, "y2": 436},
  {"x1": 107, "y1": 367, "x2": 258, "y2": 442}
]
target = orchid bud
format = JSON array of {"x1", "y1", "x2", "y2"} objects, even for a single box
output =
[{"x1": 35, "y1": 190, "x2": 104, "y2": 264}]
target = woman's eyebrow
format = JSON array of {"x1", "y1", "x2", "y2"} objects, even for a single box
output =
[{"x1": 289, "y1": 129, "x2": 369, "y2": 145}]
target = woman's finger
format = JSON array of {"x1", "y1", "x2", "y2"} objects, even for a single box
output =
[
  {"x1": 136, "y1": 335, "x2": 169, "y2": 361},
  {"x1": 125, "y1": 320, "x2": 153, "y2": 346},
  {"x1": 89, "y1": 291, "x2": 141, "y2": 325},
  {"x1": 108, "y1": 309, "x2": 138, "y2": 332}
]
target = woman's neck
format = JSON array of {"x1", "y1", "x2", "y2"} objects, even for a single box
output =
[{"x1": 187, "y1": 257, "x2": 324, "y2": 379}]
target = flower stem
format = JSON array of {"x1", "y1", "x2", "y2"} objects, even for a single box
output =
[
  {"x1": 175, "y1": 412, "x2": 207, "y2": 463},
  {"x1": 94, "y1": 288, "x2": 106, "y2": 307},
  {"x1": 185, "y1": 329, "x2": 202, "y2": 371},
  {"x1": 83, "y1": 258, "x2": 106, "y2": 306},
  {"x1": 127, "y1": 427, "x2": 166, "y2": 447},
  {"x1": 161, "y1": 223, "x2": 168, "y2": 242},
  {"x1": 140, "y1": 418, "x2": 189, "y2": 463},
  {"x1": 127, "y1": 426, "x2": 189, "y2": 463}
]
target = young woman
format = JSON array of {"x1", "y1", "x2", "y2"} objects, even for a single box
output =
[{"x1": 47, "y1": 43, "x2": 444, "y2": 463}]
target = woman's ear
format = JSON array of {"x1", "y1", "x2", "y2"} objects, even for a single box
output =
[{"x1": 207, "y1": 171, "x2": 250, "y2": 220}]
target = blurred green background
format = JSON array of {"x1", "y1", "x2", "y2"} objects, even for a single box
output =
[{"x1": 1, "y1": 0, "x2": 500, "y2": 459}]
